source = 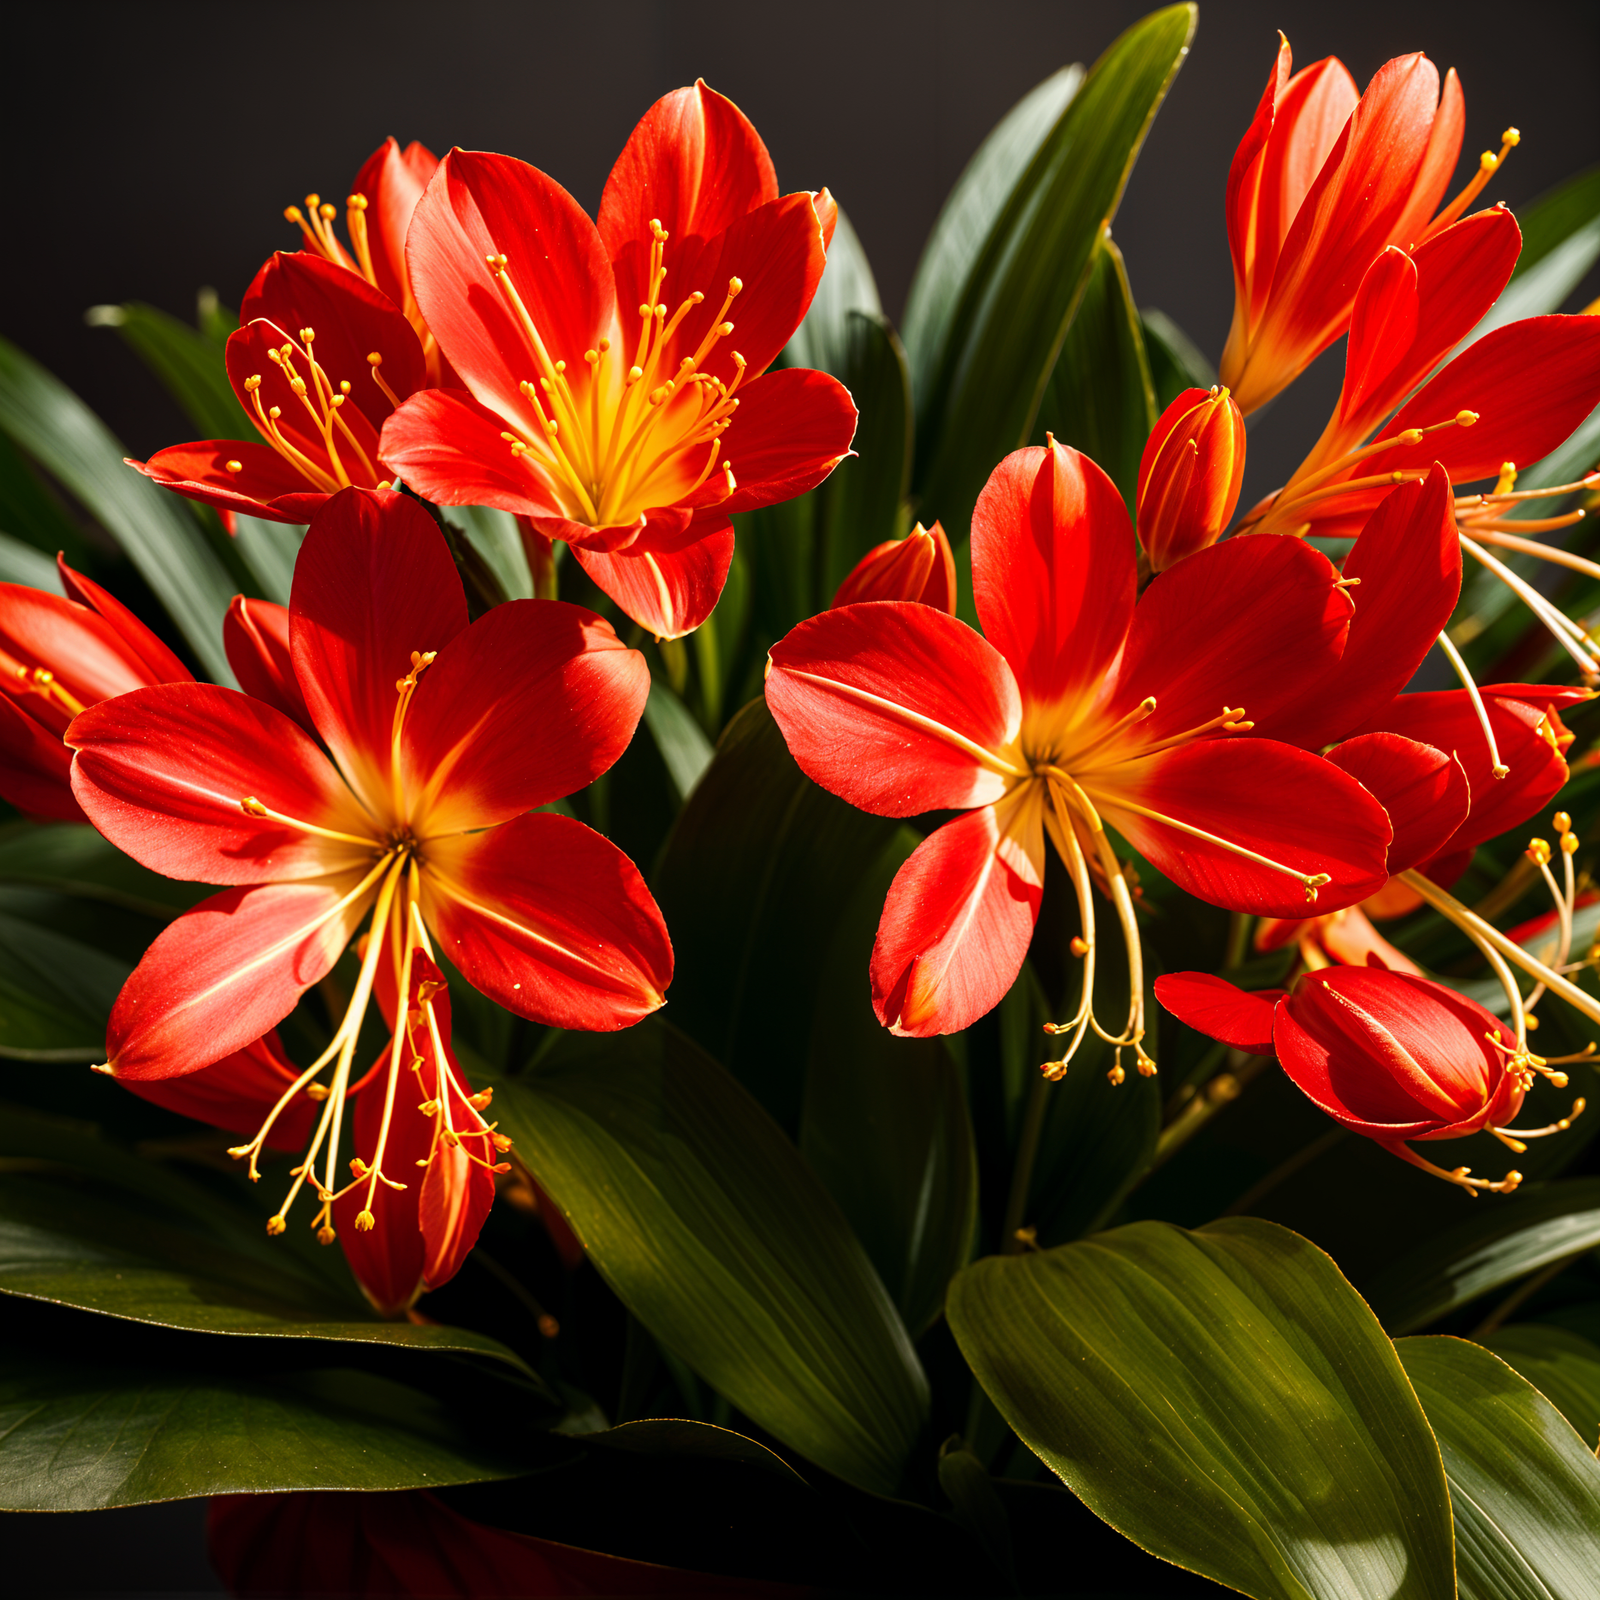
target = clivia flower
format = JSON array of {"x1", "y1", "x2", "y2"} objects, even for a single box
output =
[
  {"x1": 1156, "y1": 966, "x2": 1586, "y2": 1195},
  {"x1": 832, "y1": 521, "x2": 957, "y2": 611},
  {"x1": 67, "y1": 487, "x2": 672, "y2": 1252},
  {"x1": 130, "y1": 252, "x2": 429, "y2": 527},
  {"x1": 284, "y1": 136, "x2": 455, "y2": 386},
  {"x1": 379, "y1": 81, "x2": 858, "y2": 641},
  {"x1": 1135, "y1": 386, "x2": 1246, "y2": 572},
  {"x1": 0, "y1": 555, "x2": 191, "y2": 822},
  {"x1": 764, "y1": 439, "x2": 1424, "y2": 1068},
  {"x1": 1221, "y1": 37, "x2": 1515, "y2": 414}
]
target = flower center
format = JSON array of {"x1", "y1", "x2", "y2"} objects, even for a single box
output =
[
  {"x1": 240, "y1": 323, "x2": 398, "y2": 495},
  {"x1": 487, "y1": 219, "x2": 746, "y2": 530}
]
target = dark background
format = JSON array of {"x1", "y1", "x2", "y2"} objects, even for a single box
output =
[{"x1": 3, "y1": 1, "x2": 1598, "y2": 1594}]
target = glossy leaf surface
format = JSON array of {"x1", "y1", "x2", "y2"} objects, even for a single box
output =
[
  {"x1": 487, "y1": 1019, "x2": 929, "y2": 1497},
  {"x1": 1487, "y1": 1322, "x2": 1600, "y2": 1452},
  {"x1": 948, "y1": 1218, "x2": 1454, "y2": 1600},
  {"x1": 643, "y1": 678, "x2": 714, "y2": 804},
  {"x1": 1398, "y1": 1335, "x2": 1600, "y2": 1600}
]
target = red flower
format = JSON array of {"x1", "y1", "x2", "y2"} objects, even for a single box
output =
[
  {"x1": 1157, "y1": 966, "x2": 1584, "y2": 1194},
  {"x1": 0, "y1": 555, "x2": 190, "y2": 822},
  {"x1": 832, "y1": 521, "x2": 956, "y2": 611},
  {"x1": 1135, "y1": 386, "x2": 1246, "y2": 572},
  {"x1": 379, "y1": 81, "x2": 857, "y2": 640},
  {"x1": 285, "y1": 137, "x2": 456, "y2": 386},
  {"x1": 764, "y1": 440, "x2": 1402, "y2": 1058},
  {"x1": 1221, "y1": 38, "x2": 1520, "y2": 414},
  {"x1": 68, "y1": 487, "x2": 671, "y2": 1246},
  {"x1": 130, "y1": 252, "x2": 429, "y2": 526}
]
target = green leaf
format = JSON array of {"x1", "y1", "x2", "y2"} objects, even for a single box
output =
[
  {"x1": 0, "y1": 530, "x2": 61, "y2": 591},
  {"x1": 0, "y1": 337, "x2": 236, "y2": 680},
  {"x1": 231, "y1": 513, "x2": 302, "y2": 607},
  {"x1": 651, "y1": 698, "x2": 898, "y2": 1130},
  {"x1": 85, "y1": 301, "x2": 251, "y2": 440},
  {"x1": 949, "y1": 1217, "x2": 1455, "y2": 1600},
  {"x1": 783, "y1": 203, "x2": 882, "y2": 379},
  {"x1": 450, "y1": 503, "x2": 535, "y2": 601},
  {"x1": 937, "y1": 1437, "x2": 1016, "y2": 1586},
  {"x1": 1361, "y1": 1178, "x2": 1600, "y2": 1333},
  {"x1": 0, "y1": 427, "x2": 94, "y2": 567},
  {"x1": 591, "y1": 1418, "x2": 809, "y2": 1484},
  {"x1": 0, "y1": 909, "x2": 128, "y2": 1060},
  {"x1": 799, "y1": 826, "x2": 977, "y2": 1338},
  {"x1": 485, "y1": 1019, "x2": 930, "y2": 1496},
  {"x1": 1487, "y1": 1323, "x2": 1600, "y2": 1452},
  {"x1": 1030, "y1": 237, "x2": 1156, "y2": 508},
  {"x1": 907, "y1": 7, "x2": 1194, "y2": 537},
  {"x1": 0, "y1": 820, "x2": 206, "y2": 917},
  {"x1": 1398, "y1": 1336, "x2": 1600, "y2": 1600},
  {"x1": 1473, "y1": 165, "x2": 1600, "y2": 341},
  {"x1": 0, "y1": 1346, "x2": 525, "y2": 1508},
  {"x1": 642, "y1": 678, "x2": 714, "y2": 804},
  {"x1": 1142, "y1": 306, "x2": 1219, "y2": 412}
]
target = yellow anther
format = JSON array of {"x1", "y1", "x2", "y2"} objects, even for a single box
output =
[
  {"x1": 492, "y1": 1132, "x2": 513, "y2": 1152},
  {"x1": 1563, "y1": 832, "x2": 1580, "y2": 855},
  {"x1": 1457, "y1": 410, "x2": 1480, "y2": 427},
  {"x1": 316, "y1": 1224, "x2": 336, "y2": 1246},
  {"x1": 304, "y1": 1082, "x2": 330, "y2": 1100},
  {"x1": 349, "y1": 1157, "x2": 369, "y2": 1178},
  {"x1": 468, "y1": 1089, "x2": 493, "y2": 1109},
  {"x1": 1070, "y1": 936, "x2": 1089, "y2": 957},
  {"x1": 417, "y1": 1098, "x2": 440, "y2": 1116},
  {"x1": 1503, "y1": 127, "x2": 1521, "y2": 146},
  {"x1": 241, "y1": 796, "x2": 268, "y2": 817},
  {"x1": 1528, "y1": 838, "x2": 1552, "y2": 866},
  {"x1": 1480, "y1": 150, "x2": 1500, "y2": 174},
  {"x1": 1554, "y1": 811, "x2": 1572, "y2": 833},
  {"x1": 355, "y1": 1209, "x2": 376, "y2": 1232},
  {"x1": 225, "y1": 459, "x2": 243, "y2": 474},
  {"x1": 1494, "y1": 461, "x2": 1519, "y2": 496},
  {"x1": 728, "y1": 276, "x2": 743, "y2": 296},
  {"x1": 266, "y1": 1216, "x2": 287, "y2": 1236}
]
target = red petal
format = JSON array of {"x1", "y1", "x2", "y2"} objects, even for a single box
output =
[
  {"x1": 402, "y1": 599, "x2": 649, "y2": 834},
  {"x1": 833, "y1": 521, "x2": 957, "y2": 612},
  {"x1": 119, "y1": 1030, "x2": 316, "y2": 1150},
  {"x1": 67, "y1": 683, "x2": 371, "y2": 884},
  {"x1": 766, "y1": 602, "x2": 1020, "y2": 816},
  {"x1": 290, "y1": 487, "x2": 468, "y2": 817},
  {"x1": 871, "y1": 791, "x2": 1044, "y2": 1038},
  {"x1": 1224, "y1": 37, "x2": 1295, "y2": 325},
  {"x1": 1094, "y1": 739, "x2": 1392, "y2": 916},
  {"x1": 1107, "y1": 532, "x2": 1352, "y2": 740},
  {"x1": 422, "y1": 811, "x2": 672, "y2": 1029},
  {"x1": 378, "y1": 388, "x2": 566, "y2": 520},
  {"x1": 57, "y1": 557, "x2": 192, "y2": 686},
  {"x1": 1260, "y1": 466, "x2": 1460, "y2": 750},
  {"x1": 108, "y1": 879, "x2": 372, "y2": 1079},
  {"x1": 1358, "y1": 689, "x2": 1570, "y2": 854},
  {"x1": 569, "y1": 519, "x2": 734, "y2": 640},
  {"x1": 1153, "y1": 972, "x2": 1281, "y2": 1056},
  {"x1": 971, "y1": 442, "x2": 1136, "y2": 708},
  {"x1": 1325, "y1": 732, "x2": 1468, "y2": 874},
  {"x1": 0, "y1": 693, "x2": 83, "y2": 821},
  {"x1": 130, "y1": 441, "x2": 329, "y2": 524},
  {"x1": 1341, "y1": 247, "x2": 1419, "y2": 419},
  {"x1": 224, "y1": 596, "x2": 314, "y2": 734},
  {"x1": 351, "y1": 137, "x2": 436, "y2": 312},
  {"x1": 600, "y1": 82, "x2": 778, "y2": 307},
  {"x1": 406, "y1": 149, "x2": 612, "y2": 427},
  {"x1": 717, "y1": 367, "x2": 857, "y2": 513},
  {"x1": 236, "y1": 252, "x2": 426, "y2": 439},
  {"x1": 0, "y1": 582, "x2": 163, "y2": 709}
]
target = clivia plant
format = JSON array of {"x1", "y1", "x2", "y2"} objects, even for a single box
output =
[{"x1": 2, "y1": 8, "x2": 1600, "y2": 1596}]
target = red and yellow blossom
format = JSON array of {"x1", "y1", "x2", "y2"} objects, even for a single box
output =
[
  {"x1": 763, "y1": 440, "x2": 1435, "y2": 1063},
  {"x1": 130, "y1": 252, "x2": 429, "y2": 526},
  {"x1": 286, "y1": 136, "x2": 455, "y2": 386},
  {"x1": 67, "y1": 487, "x2": 671, "y2": 1247},
  {"x1": 833, "y1": 521, "x2": 957, "y2": 611},
  {"x1": 1157, "y1": 967, "x2": 1585, "y2": 1194},
  {"x1": 0, "y1": 555, "x2": 191, "y2": 822},
  {"x1": 1221, "y1": 37, "x2": 1520, "y2": 414},
  {"x1": 380, "y1": 81, "x2": 857, "y2": 640},
  {"x1": 1135, "y1": 385, "x2": 1246, "y2": 572}
]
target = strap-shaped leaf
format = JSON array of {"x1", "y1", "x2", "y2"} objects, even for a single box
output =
[
  {"x1": 908, "y1": 7, "x2": 1194, "y2": 537},
  {"x1": 1362, "y1": 1179, "x2": 1600, "y2": 1333},
  {"x1": 642, "y1": 678, "x2": 714, "y2": 804},
  {"x1": 799, "y1": 826, "x2": 977, "y2": 1338},
  {"x1": 1142, "y1": 307, "x2": 1219, "y2": 411},
  {"x1": 652, "y1": 698, "x2": 898, "y2": 1130},
  {"x1": 948, "y1": 1217, "x2": 1455, "y2": 1600},
  {"x1": 0, "y1": 821, "x2": 205, "y2": 917},
  {"x1": 232, "y1": 512, "x2": 303, "y2": 606},
  {"x1": 0, "y1": 1345, "x2": 526, "y2": 1508},
  {"x1": 450, "y1": 503, "x2": 534, "y2": 601},
  {"x1": 486, "y1": 1019, "x2": 929, "y2": 1496},
  {"x1": 0, "y1": 529, "x2": 61, "y2": 591},
  {"x1": 85, "y1": 301, "x2": 251, "y2": 440},
  {"x1": 1030, "y1": 236, "x2": 1156, "y2": 510},
  {"x1": 0, "y1": 336, "x2": 235, "y2": 680},
  {"x1": 1472, "y1": 166, "x2": 1600, "y2": 342},
  {"x1": 1398, "y1": 1335, "x2": 1600, "y2": 1600},
  {"x1": 784, "y1": 204, "x2": 882, "y2": 380},
  {"x1": 0, "y1": 427, "x2": 95, "y2": 567},
  {"x1": 0, "y1": 909, "x2": 128, "y2": 1061},
  {"x1": 1487, "y1": 1322, "x2": 1600, "y2": 1452}
]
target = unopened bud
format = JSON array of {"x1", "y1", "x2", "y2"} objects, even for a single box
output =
[
  {"x1": 1136, "y1": 387, "x2": 1246, "y2": 572},
  {"x1": 832, "y1": 521, "x2": 957, "y2": 612}
]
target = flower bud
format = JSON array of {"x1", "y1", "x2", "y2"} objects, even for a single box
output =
[
  {"x1": 832, "y1": 521, "x2": 956, "y2": 612},
  {"x1": 1275, "y1": 968, "x2": 1520, "y2": 1142},
  {"x1": 1135, "y1": 387, "x2": 1246, "y2": 572}
]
